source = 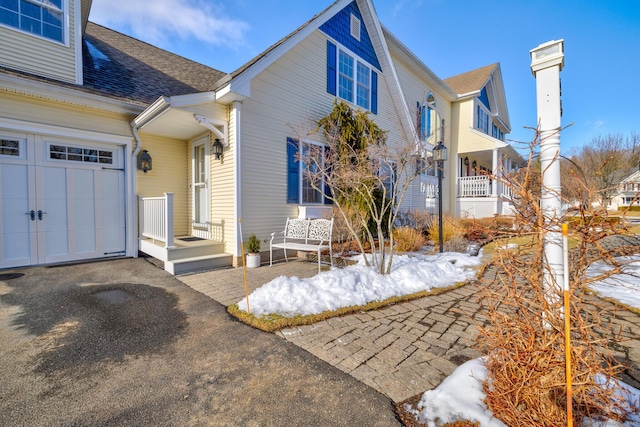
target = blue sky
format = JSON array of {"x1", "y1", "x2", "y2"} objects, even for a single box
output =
[{"x1": 89, "y1": 0, "x2": 640, "y2": 154}]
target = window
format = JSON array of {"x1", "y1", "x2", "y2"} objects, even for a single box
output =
[
  {"x1": 49, "y1": 144, "x2": 113, "y2": 164},
  {"x1": 491, "y1": 123, "x2": 505, "y2": 141},
  {"x1": 476, "y1": 105, "x2": 489, "y2": 134},
  {"x1": 327, "y1": 41, "x2": 378, "y2": 113},
  {"x1": 287, "y1": 138, "x2": 332, "y2": 205},
  {"x1": 193, "y1": 143, "x2": 207, "y2": 223},
  {"x1": 0, "y1": 139, "x2": 20, "y2": 156},
  {"x1": 0, "y1": 0, "x2": 64, "y2": 43}
]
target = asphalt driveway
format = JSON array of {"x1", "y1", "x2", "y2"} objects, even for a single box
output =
[{"x1": 0, "y1": 258, "x2": 400, "y2": 426}]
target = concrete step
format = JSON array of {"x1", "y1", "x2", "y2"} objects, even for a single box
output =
[{"x1": 166, "y1": 253, "x2": 233, "y2": 275}]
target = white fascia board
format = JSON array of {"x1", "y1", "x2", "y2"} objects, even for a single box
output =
[
  {"x1": 382, "y1": 26, "x2": 457, "y2": 102},
  {"x1": 131, "y1": 96, "x2": 171, "y2": 129},
  {"x1": 358, "y1": 0, "x2": 416, "y2": 144},
  {"x1": 213, "y1": 82, "x2": 249, "y2": 104},
  {"x1": 226, "y1": 0, "x2": 351, "y2": 96},
  {"x1": 0, "y1": 73, "x2": 145, "y2": 114},
  {"x1": 0, "y1": 116, "x2": 133, "y2": 144},
  {"x1": 169, "y1": 91, "x2": 217, "y2": 108}
]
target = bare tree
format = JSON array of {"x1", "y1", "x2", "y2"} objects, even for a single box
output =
[
  {"x1": 298, "y1": 100, "x2": 428, "y2": 275},
  {"x1": 570, "y1": 133, "x2": 640, "y2": 209}
]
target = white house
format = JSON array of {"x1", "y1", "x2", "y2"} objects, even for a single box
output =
[{"x1": 0, "y1": 0, "x2": 522, "y2": 273}]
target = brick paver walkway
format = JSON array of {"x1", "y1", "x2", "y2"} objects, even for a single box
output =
[{"x1": 177, "y1": 254, "x2": 640, "y2": 403}]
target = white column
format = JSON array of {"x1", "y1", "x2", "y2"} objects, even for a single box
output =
[
  {"x1": 531, "y1": 40, "x2": 565, "y2": 298},
  {"x1": 164, "y1": 192, "x2": 175, "y2": 249}
]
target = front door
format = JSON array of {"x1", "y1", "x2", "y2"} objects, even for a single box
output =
[
  {"x1": 192, "y1": 135, "x2": 210, "y2": 239},
  {"x1": 0, "y1": 133, "x2": 126, "y2": 268}
]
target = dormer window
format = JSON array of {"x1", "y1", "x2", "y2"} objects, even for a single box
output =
[{"x1": 0, "y1": 0, "x2": 64, "y2": 43}]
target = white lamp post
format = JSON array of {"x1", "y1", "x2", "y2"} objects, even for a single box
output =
[
  {"x1": 433, "y1": 139, "x2": 447, "y2": 253},
  {"x1": 530, "y1": 39, "x2": 565, "y2": 299}
]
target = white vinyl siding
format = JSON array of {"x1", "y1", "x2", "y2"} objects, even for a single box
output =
[
  {"x1": 238, "y1": 30, "x2": 403, "y2": 240},
  {"x1": 0, "y1": 0, "x2": 78, "y2": 83}
]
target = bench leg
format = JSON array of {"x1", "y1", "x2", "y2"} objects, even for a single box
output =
[
  {"x1": 317, "y1": 249, "x2": 321, "y2": 273},
  {"x1": 270, "y1": 245, "x2": 273, "y2": 267}
]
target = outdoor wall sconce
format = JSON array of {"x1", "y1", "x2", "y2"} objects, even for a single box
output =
[
  {"x1": 472, "y1": 160, "x2": 477, "y2": 169},
  {"x1": 212, "y1": 138, "x2": 224, "y2": 160},
  {"x1": 464, "y1": 156, "x2": 469, "y2": 166},
  {"x1": 137, "y1": 149, "x2": 152, "y2": 173}
]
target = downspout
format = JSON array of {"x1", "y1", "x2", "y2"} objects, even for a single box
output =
[
  {"x1": 233, "y1": 101, "x2": 242, "y2": 266},
  {"x1": 131, "y1": 122, "x2": 143, "y2": 258}
]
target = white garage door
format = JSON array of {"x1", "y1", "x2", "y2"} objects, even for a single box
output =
[{"x1": 0, "y1": 133, "x2": 126, "y2": 268}]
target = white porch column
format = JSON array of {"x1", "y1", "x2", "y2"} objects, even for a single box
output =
[
  {"x1": 164, "y1": 192, "x2": 175, "y2": 249},
  {"x1": 491, "y1": 148, "x2": 499, "y2": 197},
  {"x1": 531, "y1": 40, "x2": 565, "y2": 298}
]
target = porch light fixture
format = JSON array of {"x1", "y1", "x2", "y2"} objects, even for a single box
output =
[
  {"x1": 137, "y1": 149, "x2": 152, "y2": 173},
  {"x1": 464, "y1": 156, "x2": 469, "y2": 166},
  {"x1": 432, "y1": 140, "x2": 447, "y2": 253},
  {"x1": 472, "y1": 160, "x2": 477, "y2": 169},
  {"x1": 212, "y1": 138, "x2": 224, "y2": 161}
]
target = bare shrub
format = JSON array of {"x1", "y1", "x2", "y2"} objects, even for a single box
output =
[
  {"x1": 443, "y1": 236, "x2": 469, "y2": 253},
  {"x1": 394, "y1": 226, "x2": 427, "y2": 252},
  {"x1": 478, "y1": 137, "x2": 636, "y2": 426},
  {"x1": 428, "y1": 215, "x2": 463, "y2": 249},
  {"x1": 395, "y1": 210, "x2": 435, "y2": 237}
]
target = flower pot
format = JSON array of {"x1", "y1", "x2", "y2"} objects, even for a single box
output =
[{"x1": 246, "y1": 253, "x2": 261, "y2": 268}]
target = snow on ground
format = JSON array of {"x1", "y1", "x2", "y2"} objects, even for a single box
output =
[
  {"x1": 587, "y1": 255, "x2": 640, "y2": 309},
  {"x1": 411, "y1": 358, "x2": 640, "y2": 427},
  {"x1": 236, "y1": 251, "x2": 482, "y2": 317},
  {"x1": 235, "y1": 247, "x2": 640, "y2": 425}
]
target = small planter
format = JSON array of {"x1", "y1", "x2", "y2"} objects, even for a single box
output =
[
  {"x1": 246, "y1": 253, "x2": 261, "y2": 268},
  {"x1": 245, "y1": 233, "x2": 261, "y2": 268}
]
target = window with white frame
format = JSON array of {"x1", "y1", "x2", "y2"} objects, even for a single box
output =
[
  {"x1": 476, "y1": 104, "x2": 489, "y2": 134},
  {"x1": 0, "y1": 0, "x2": 65, "y2": 43},
  {"x1": 0, "y1": 138, "x2": 21, "y2": 157},
  {"x1": 338, "y1": 49, "x2": 372, "y2": 110},
  {"x1": 287, "y1": 138, "x2": 332, "y2": 205}
]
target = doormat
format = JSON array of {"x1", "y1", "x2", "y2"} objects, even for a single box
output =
[{"x1": 178, "y1": 237, "x2": 205, "y2": 242}]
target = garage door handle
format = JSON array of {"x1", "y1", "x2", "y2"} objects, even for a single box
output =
[
  {"x1": 37, "y1": 210, "x2": 47, "y2": 221},
  {"x1": 25, "y1": 210, "x2": 35, "y2": 221}
]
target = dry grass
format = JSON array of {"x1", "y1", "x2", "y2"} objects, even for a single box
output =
[
  {"x1": 227, "y1": 281, "x2": 469, "y2": 332},
  {"x1": 394, "y1": 226, "x2": 428, "y2": 252}
]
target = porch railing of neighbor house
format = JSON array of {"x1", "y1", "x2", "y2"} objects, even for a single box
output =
[
  {"x1": 139, "y1": 193, "x2": 175, "y2": 248},
  {"x1": 458, "y1": 176, "x2": 491, "y2": 197}
]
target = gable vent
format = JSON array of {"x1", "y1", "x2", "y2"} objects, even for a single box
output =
[{"x1": 350, "y1": 14, "x2": 361, "y2": 41}]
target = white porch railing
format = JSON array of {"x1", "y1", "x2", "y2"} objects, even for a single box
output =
[
  {"x1": 458, "y1": 176, "x2": 491, "y2": 197},
  {"x1": 139, "y1": 193, "x2": 175, "y2": 248}
]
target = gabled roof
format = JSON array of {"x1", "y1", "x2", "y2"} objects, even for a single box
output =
[
  {"x1": 444, "y1": 63, "x2": 511, "y2": 132},
  {"x1": 83, "y1": 23, "x2": 226, "y2": 105},
  {"x1": 444, "y1": 63, "x2": 497, "y2": 97}
]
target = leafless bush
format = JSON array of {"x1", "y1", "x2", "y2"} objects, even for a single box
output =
[
  {"x1": 394, "y1": 226, "x2": 427, "y2": 252},
  {"x1": 478, "y1": 137, "x2": 637, "y2": 426}
]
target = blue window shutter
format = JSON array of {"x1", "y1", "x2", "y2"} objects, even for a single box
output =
[
  {"x1": 421, "y1": 105, "x2": 426, "y2": 139},
  {"x1": 287, "y1": 138, "x2": 299, "y2": 204},
  {"x1": 327, "y1": 41, "x2": 337, "y2": 95},
  {"x1": 371, "y1": 71, "x2": 378, "y2": 114},
  {"x1": 426, "y1": 107, "x2": 431, "y2": 137}
]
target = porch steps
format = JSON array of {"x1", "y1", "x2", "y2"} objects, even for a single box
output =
[
  {"x1": 139, "y1": 237, "x2": 233, "y2": 275},
  {"x1": 166, "y1": 253, "x2": 233, "y2": 275}
]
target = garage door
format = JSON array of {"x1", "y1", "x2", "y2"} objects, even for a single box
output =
[{"x1": 0, "y1": 133, "x2": 126, "y2": 268}]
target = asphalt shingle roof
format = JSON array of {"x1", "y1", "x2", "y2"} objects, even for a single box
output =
[
  {"x1": 443, "y1": 63, "x2": 497, "y2": 96},
  {"x1": 82, "y1": 22, "x2": 227, "y2": 104}
]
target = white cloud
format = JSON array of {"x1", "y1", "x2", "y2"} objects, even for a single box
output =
[{"x1": 89, "y1": 0, "x2": 249, "y2": 49}]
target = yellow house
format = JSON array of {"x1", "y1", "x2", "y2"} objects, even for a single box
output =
[{"x1": 0, "y1": 0, "x2": 521, "y2": 273}]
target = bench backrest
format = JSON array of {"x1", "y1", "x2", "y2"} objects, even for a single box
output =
[{"x1": 284, "y1": 218, "x2": 333, "y2": 243}]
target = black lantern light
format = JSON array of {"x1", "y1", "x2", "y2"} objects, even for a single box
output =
[
  {"x1": 464, "y1": 156, "x2": 469, "y2": 166},
  {"x1": 212, "y1": 138, "x2": 224, "y2": 160},
  {"x1": 432, "y1": 140, "x2": 447, "y2": 253},
  {"x1": 137, "y1": 149, "x2": 152, "y2": 173}
]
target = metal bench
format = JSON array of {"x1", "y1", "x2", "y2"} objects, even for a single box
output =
[{"x1": 269, "y1": 217, "x2": 333, "y2": 273}]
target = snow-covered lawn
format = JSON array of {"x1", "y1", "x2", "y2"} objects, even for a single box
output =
[
  {"x1": 236, "y1": 252, "x2": 482, "y2": 317},
  {"x1": 410, "y1": 358, "x2": 640, "y2": 427},
  {"x1": 587, "y1": 255, "x2": 640, "y2": 310},
  {"x1": 235, "y1": 247, "x2": 640, "y2": 425}
]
